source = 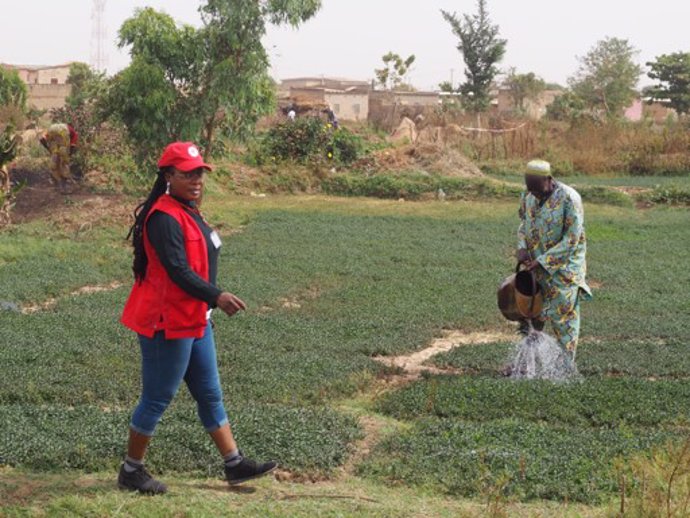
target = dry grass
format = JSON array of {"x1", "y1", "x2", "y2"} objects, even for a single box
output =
[
  {"x1": 354, "y1": 143, "x2": 484, "y2": 178},
  {"x1": 612, "y1": 438, "x2": 690, "y2": 518}
]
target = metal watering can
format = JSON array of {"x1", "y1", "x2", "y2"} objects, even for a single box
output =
[{"x1": 497, "y1": 264, "x2": 544, "y2": 321}]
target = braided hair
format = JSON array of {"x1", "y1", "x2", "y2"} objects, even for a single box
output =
[{"x1": 126, "y1": 167, "x2": 172, "y2": 282}]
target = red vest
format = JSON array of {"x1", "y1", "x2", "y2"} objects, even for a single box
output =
[{"x1": 121, "y1": 195, "x2": 210, "y2": 339}]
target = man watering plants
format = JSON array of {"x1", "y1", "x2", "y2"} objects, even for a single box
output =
[{"x1": 516, "y1": 160, "x2": 592, "y2": 361}]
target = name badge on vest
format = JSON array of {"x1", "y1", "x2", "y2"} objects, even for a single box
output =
[{"x1": 210, "y1": 231, "x2": 222, "y2": 249}]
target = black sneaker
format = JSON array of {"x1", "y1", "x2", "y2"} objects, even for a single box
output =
[
  {"x1": 118, "y1": 463, "x2": 168, "y2": 495},
  {"x1": 224, "y1": 452, "x2": 278, "y2": 486}
]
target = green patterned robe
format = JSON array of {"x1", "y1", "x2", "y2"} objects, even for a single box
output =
[
  {"x1": 45, "y1": 123, "x2": 71, "y2": 182},
  {"x1": 518, "y1": 181, "x2": 592, "y2": 356}
]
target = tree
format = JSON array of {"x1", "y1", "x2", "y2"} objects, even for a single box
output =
[
  {"x1": 569, "y1": 37, "x2": 642, "y2": 119},
  {"x1": 545, "y1": 82, "x2": 565, "y2": 91},
  {"x1": 50, "y1": 64, "x2": 110, "y2": 175},
  {"x1": 0, "y1": 67, "x2": 27, "y2": 111},
  {"x1": 438, "y1": 81, "x2": 455, "y2": 94},
  {"x1": 103, "y1": 8, "x2": 200, "y2": 165},
  {"x1": 375, "y1": 52, "x2": 416, "y2": 91},
  {"x1": 546, "y1": 90, "x2": 588, "y2": 122},
  {"x1": 646, "y1": 52, "x2": 690, "y2": 116},
  {"x1": 107, "y1": 0, "x2": 321, "y2": 164},
  {"x1": 441, "y1": 0, "x2": 506, "y2": 114},
  {"x1": 504, "y1": 69, "x2": 546, "y2": 114},
  {"x1": 65, "y1": 62, "x2": 106, "y2": 110},
  {"x1": 194, "y1": 0, "x2": 319, "y2": 152}
]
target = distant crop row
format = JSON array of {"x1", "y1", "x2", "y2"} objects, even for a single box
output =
[{"x1": 377, "y1": 374, "x2": 690, "y2": 428}]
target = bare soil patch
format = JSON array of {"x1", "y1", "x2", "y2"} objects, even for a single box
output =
[
  {"x1": 374, "y1": 329, "x2": 514, "y2": 381},
  {"x1": 21, "y1": 282, "x2": 124, "y2": 314},
  {"x1": 11, "y1": 168, "x2": 131, "y2": 229},
  {"x1": 259, "y1": 285, "x2": 326, "y2": 313}
]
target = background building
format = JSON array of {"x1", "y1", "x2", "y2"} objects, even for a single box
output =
[
  {"x1": 279, "y1": 77, "x2": 372, "y2": 122},
  {"x1": 1, "y1": 63, "x2": 73, "y2": 110}
]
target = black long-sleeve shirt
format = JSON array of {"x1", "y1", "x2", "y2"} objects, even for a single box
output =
[{"x1": 146, "y1": 198, "x2": 222, "y2": 307}]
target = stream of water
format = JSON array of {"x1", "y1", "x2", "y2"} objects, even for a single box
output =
[{"x1": 509, "y1": 331, "x2": 581, "y2": 382}]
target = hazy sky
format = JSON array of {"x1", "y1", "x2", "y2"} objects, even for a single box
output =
[{"x1": 1, "y1": 1, "x2": 688, "y2": 89}]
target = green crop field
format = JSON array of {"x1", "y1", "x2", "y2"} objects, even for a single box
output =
[{"x1": 1, "y1": 192, "x2": 689, "y2": 515}]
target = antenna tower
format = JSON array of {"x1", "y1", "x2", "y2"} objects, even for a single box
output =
[{"x1": 90, "y1": 0, "x2": 108, "y2": 72}]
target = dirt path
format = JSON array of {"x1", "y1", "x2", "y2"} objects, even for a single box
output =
[
  {"x1": 273, "y1": 413, "x2": 392, "y2": 484},
  {"x1": 21, "y1": 282, "x2": 124, "y2": 314},
  {"x1": 288, "y1": 328, "x2": 517, "y2": 485},
  {"x1": 338, "y1": 413, "x2": 392, "y2": 476},
  {"x1": 374, "y1": 329, "x2": 514, "y2": 380}
]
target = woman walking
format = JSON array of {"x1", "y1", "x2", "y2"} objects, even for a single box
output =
[{"x1": 118, "y1": 142, "x2": 277, "y2": 494}]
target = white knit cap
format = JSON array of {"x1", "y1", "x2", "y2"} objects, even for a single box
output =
[{"x1": 526, "y1": 160, "x2": 552, "y2": 176}]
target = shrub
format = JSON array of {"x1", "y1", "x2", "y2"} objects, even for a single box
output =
[
  {"x1": 322, "y1": 173, "x2": 522, "y2": 200},
  {"x1": 0, "y1": 68, "x2": 27, "y2": 110},
  {"x1": 331, "y1": 128, "x2": 364, "y2": 163},
  {"x1": 322, "y1": 172, "x2": 628, "y2": 205},
  {"x1": 259, "y1": 117, "x2": 364, "y2": 165},
  {"x1": 90, "y1": 154, "x2": 140, "y2": 193},
  {"x1": 262, "y1": 117, "x2": 328, "y2": 163},
  {"x1": 573, "y1": 184, "x2": 633, "y2": 206},
  {"x1": 644, "y1": 184, "x2": 690, "y2": 205}
]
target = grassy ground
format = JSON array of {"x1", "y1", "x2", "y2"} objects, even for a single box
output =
[
  {"x1": 0, "y1": 467, "x2": 606, "y2": 517},
  {"x1": 1, "y1": 191, "x2": 688, "y2": 515}
]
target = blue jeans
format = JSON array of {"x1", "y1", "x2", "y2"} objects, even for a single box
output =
[{"x1": 130, "y1": 322, "x2": 229, "y2": 436}]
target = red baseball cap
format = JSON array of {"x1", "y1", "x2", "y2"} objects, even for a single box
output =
[{"x1": 157, "y1": 142, "x2": 213, "y2": 172}]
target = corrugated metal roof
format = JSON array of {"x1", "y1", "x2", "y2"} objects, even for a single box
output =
[{"x1": 1, "y1": 62, "x2": 74, "y2": 71}]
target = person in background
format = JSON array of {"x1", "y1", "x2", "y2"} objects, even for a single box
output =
[
  {"x1": 516, "y1": 160, "x2": 592, "y2": 361},
  {"x1": 0, "y1": 124, "x2": 20, "y2": 226},
  {"x1": 67, "y1": 124, "x2": 78, "y2": 154},
  {"x1": 118, "y1": 142, "x2": 277, "y2": 495},
  {"x1": 40, "y1": 123, "x2": 75, "y2": 193},
  {"x1": 67, "y1": 124, "x2": 82, "y2": 180},
  {"x1": 324, "y1": 107, "x2": 339, "y2": 129}
]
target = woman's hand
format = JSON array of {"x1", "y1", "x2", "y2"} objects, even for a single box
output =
[
  {"x1": 516, "y1": 249, "x2": 531, "y2": 264},
  {"x1": 216, "y1": 292, "x2": 247, "y2": 317},
  {"x1": 523, "y1": 259, "x2": 541, "y2": 271}
]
